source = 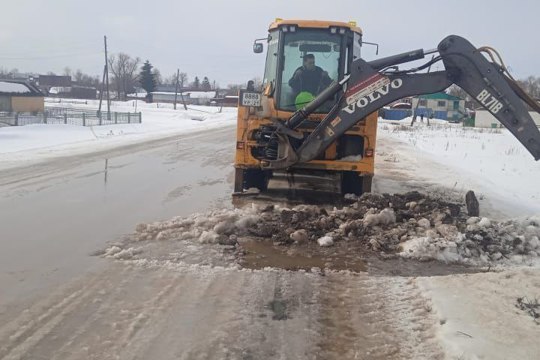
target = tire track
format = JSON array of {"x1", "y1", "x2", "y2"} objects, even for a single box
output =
[
  {"x1": 316, "y1": 272, "x2": 444, "y2": 359},
  {"x1": 0, "y1": 269, "x2": 115, "y2": 360}
]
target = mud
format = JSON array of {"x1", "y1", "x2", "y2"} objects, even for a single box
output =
[{"x1": 239, "y1": 238, "x2": 367, "y2": 272}]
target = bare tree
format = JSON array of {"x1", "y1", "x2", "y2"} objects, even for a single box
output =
[
  {"x1": 163, "y1": 72, "x2": 188, "y2": 90},
  {"x1": 251, "y1": 77, "x2": 263, "y2": 90},
  {"x1": 226, "y1": 83, "x2": 242, "y2": 95},
  {"x1": 152, "y1": 68, "x2": 162, "y2": 85},
  {"x1": 108, "y1": 53, "x2": 141, "y2": 100},
  {"x1": 447, "y1": 85, "x2": 468, "y2": 100},
  {"x1": 178, "y1": 72, "x2": 188, "y2": 89},
  {"x1": 518, "y1": 76, "x2": 540, "y2": 99},
  {"x1": 72, "y1": 69, "x2": 100, "y2": 87},
  {"x1": 0, "y1": 68, "x2": 15, "y2": 79}
]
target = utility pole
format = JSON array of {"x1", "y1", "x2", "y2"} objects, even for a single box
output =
[
  {"x1": 104, "y1": 36, "x2": 111, "y2": 119},
  {"x1": 174, "y1": 69, "x2": 179, "y2": 110},
  {"x1": 98, "y1": 35, "x2": 111, "y2": 119}
]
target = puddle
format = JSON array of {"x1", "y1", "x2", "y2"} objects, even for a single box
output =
[
  {"x1": 238, "y1": 239, "x2": 478, "y2": 275},
  {"x1": 268, "y1": 299, "x2": 289, "y2": 320},
  {"x1": 238, "y1": 239, "x2": 367, "y2": 272}
]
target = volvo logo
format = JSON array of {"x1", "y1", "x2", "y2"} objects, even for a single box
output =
[{"x1": 342, "y1": 78, "x2": 403, "y2": 114}]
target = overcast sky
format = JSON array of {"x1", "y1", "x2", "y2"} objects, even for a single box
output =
[{"x1": 1, "y1": 0, "x2": 539, "y2": 86}]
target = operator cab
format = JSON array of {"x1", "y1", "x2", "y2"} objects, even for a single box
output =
[{"x1": 254, "y1": 19, "x2": 363, "y2": 113}]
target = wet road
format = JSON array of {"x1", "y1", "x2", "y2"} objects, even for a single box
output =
[
  {"x1": 0, "y1": 126, "x2": 236, "y2": 305},
  {"x1": 0, "y1": 125, "x2": 455, "y2": 359}
]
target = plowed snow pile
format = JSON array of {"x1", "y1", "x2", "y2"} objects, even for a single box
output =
[{"x1": 104, "y1": 191, "x2": 540, "y2": 267}]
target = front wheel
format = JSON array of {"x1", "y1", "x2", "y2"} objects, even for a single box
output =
[{"x1": 234, "y1": 168, "x2": 270, "y2": 192}]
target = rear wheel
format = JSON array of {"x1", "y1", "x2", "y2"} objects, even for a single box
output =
[{"x1": 341, "y1": 172, "x2": 372, "y2": 195}]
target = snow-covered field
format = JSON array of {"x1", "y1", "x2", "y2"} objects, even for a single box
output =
[
  {"x1": 378, "y1": 117, "x2": 540, "y2": 215},
  {"x1": 0, "y1": 99, "x2": 236, "y2": 169}
]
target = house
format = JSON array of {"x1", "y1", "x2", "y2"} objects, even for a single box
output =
[
  {"x1": 411, "y1": 92, "x2": 466, "y2": 120},
  {"x1": 49, "y1": 85, "x2": 97, "y2": 99},
  {"x1": 212, "y1": 95, "x2": 239, "y2": 107},
  {"x1": 474, "y1": 110, "x2": 540, "y2": 128},
  {"x1": 183, "y1": 91, "x2": 217, "y2": 105},
  {"x1": 38, "y1": 75, "x2": 71, "y2": 94},
  {"x1": 0, "y1": 80, "x2": 44, "y2": 112},
  {"x1": 150, "y1": 91, "x2": 217, "y2": 105},
  {"x1": 155, "y1": 84, "x2": 178, "y2": 93}
]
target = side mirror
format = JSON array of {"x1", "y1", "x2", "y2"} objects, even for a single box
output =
[{"x1": 253, "y1": 42, "x2": 263, "y2": 53}]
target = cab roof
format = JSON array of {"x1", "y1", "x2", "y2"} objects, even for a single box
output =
[{"x1": 269, "y1": 19, "x2": 362, "y2": 35}]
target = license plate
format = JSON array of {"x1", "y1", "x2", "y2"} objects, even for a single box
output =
[{"x1": 240, "y1": 91, "x2": 261, "y2": 107}]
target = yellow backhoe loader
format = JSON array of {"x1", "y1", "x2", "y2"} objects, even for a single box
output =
[{"x1": 234, "y1": 19, "x2": 540, "y2": 195}]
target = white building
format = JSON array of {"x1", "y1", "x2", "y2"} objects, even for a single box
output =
[
  {"x1": 150, "y1": 91, "x2": 216, "y2": 105},
  {"x1": 475, "y1": 110, "x2": 540, "y2": 128}
]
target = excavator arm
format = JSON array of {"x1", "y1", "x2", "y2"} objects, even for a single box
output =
[{"x1": 259, "y1": 35, "x2": 540, "y2": 169}]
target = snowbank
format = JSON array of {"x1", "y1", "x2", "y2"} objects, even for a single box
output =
[
  {"x1": 399, "y1": 215, "x2": 540, "y2": 266},
  {"x1": 0, "y1": 98, "x2": 236, "y2": 168}
]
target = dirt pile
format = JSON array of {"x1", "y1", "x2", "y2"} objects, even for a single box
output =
[
  {"x1": 243, "y1": 191, "x2": 540, "y2": 265},
  {"x1": 111, "y1": 191, "x2": 539, "y2": 266},
  {"x1": 247, "y1": 191, "x2": 462, "y2": 250}
]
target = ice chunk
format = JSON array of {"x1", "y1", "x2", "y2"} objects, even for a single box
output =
[
  {"x1": 363, "y1": 208, "x2": 396, "y2": 227},
  {"x1": 478, "y1": 217, "x2": 492, "y2": 227},
  {"x1": 317, "y1": 236, "x2": 334, "y2": 247},
  {"x1": 290, "y1": 229, "x2": 309, "y2": 243},
  {"x1": 418, "y1": 218, "x2": 431, "y2": 229}
]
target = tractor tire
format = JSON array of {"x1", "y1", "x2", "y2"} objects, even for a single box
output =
[
  {"x1": 341, "y1": 171, "x2": 367, "y2": 196},
  {"x1": 243, "y1": 169, "x2": 270, "y2": 192}
]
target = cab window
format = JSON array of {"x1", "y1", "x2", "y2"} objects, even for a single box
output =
[{"x1": 278, "y1": 29, "x2": 342, "y2": 112}]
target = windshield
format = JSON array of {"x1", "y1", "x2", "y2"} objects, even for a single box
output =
[{"x1": 278, "y1": 29, "x2": 342, "y2": 112}]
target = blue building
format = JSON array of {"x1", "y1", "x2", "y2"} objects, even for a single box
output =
[{"x1": 411, "y1": 92, "x2": 465, "y2": 120}]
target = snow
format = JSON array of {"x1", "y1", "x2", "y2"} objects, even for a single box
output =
[
  {"x1": 418, "y1": 268, "x2": 540, "y2": 360},
  {"x1": 398, "y1": 214, "x2": 540, "y2": 266},
  {"x1": 337, "y1": 154, "x2": 362, "y2": 161},
  {"x1": 0, "y1": 81, "x2": 31, "y2": 94},
  {"x1": 0, "y1": 98, "x2": 236, "y2": 169},
  {"x1": 379, "y1": 116, "x2": 450, "y2": 125},
  {"x1": 48, "y1": 86, "x2": 70, "y2": 95},
  {"x1": 378, "y1": 118, "x2": 540, "y2": 215},
  {"x1": 390, "y1": 102, "x2": 412, "y2": 108}
]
